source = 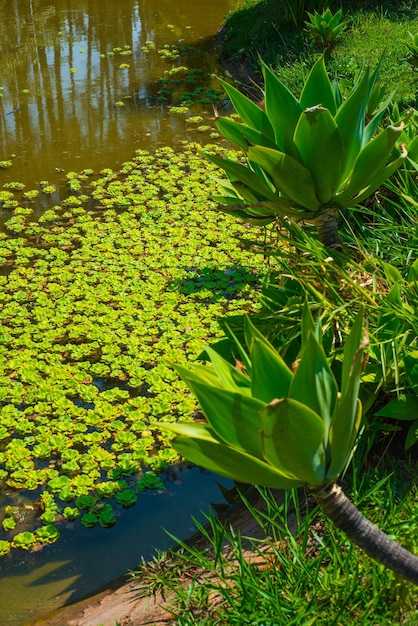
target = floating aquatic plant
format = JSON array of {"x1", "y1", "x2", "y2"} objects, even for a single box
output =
[{"x1": 0, "y1": 143, "x2": 270, "y2": 554}]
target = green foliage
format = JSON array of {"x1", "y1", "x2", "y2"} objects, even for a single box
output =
[
  {"x1": 375, "y1": 347, "x2": 418, "y2": 449},
  {"x1": 402, "y1": 31, "x2": 418, "y2": 68},
  {"x1": 12, "y1": 531, "x2": 36, "y2": 550},
  {"x1": 162, "y1": 307, "x2": 366, "y2": 487},
  {"x1": 115, "y1": 489, "x2": 137, "y2": 507},
  {"x1": 305, "y1": 7, "x2": 347, "y2": 48},
  {"x1": 35, "y1": 524, "x2": 60, "y2": 544},
  {"x1": 209, "y1": 57, "x2": 408, "y2": 248},
  {"x1": 0, "y1": 143, "x2": 272, "y2": 555},
  {"x1": 220, "y1": 2, "x2": 418, "y2": 109},
  {"x1": 137, "y1": 471, "x2": 165, "y2": 491},
  {"x1": 281, "y1": 0, "x2": 328, "y2": 27},
  {"x1": 133, "y1": 466, "x2": 418, "y2": 625}
]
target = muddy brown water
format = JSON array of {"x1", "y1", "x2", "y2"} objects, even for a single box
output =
[
  {"x1": 0, "y1": 1, "x2": 241, "y2": 624},
  {"x1": 0, "y1": 0, "x2": 239, "y2": 189}
]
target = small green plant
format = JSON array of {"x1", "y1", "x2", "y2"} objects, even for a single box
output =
[
  {"x1": 137, "y1": 471, "x2": 165, "y2": 491},
  {"x1": 115, "y1": 488, "x2": 137, "y2": 507},
  {"x1": 12, "y1": 531, "x2": 37, "y2": 550},
  {"x1": 305, "y1": 7, "x2": 347, "y2": 49},
  {"x1": 402, "y1": 32, "x2": 418, "y2": 69},
  {"x1": 35, "y1": 524, "x2": 60, "y2": 544}
]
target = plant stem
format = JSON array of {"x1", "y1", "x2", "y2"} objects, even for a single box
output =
[
  {"x1": 311, "y1": 482, "x2": 418, "y2": 585},
  {"x1": 316, "y1": 207, "x2": 342, "y2": 251}
]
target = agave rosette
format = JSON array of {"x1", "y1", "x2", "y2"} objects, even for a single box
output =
[
  {"x1": 207, "y1": 57, "x2": 411, "y2": 226},
  {"x1": 163, "y1": 306, "x2": 367, "y2": 489}
]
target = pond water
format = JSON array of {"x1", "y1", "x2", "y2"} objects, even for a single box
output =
[
  {"x1": 0, "y1": 0, "x2": 239, "y2": 188},
  {"x1": 0, "y1": 0, "x2": 241, "y2": 623},
  {"x1": 0, "y1": 465, "x2": 233, "y2": 626}
]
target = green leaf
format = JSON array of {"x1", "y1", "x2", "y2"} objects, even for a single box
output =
[
  {"x1": 350, "y1": 149, "x2": 407, "y2": 204},
  {"x1": 294, "y1": 105, "x2": 344, "y2": 203},
  {"x1": 375, "y1": 394, "x2": 418, "y2": 421},
  {"x1": 377, "y1": 283, "x2": 403, "y2": 342},
  {"x1": 230, "y1": 180, "x2": 259, "y2": 203},
  {"x1": 290, "y1": 332, "x2": 338, "y2": 432},
  {"x1": 405, "y1": 419, "x2": 418, "y2": 449},
  {"x1": 335, "y1": 67, "x2": 371, "y2": 181},
  {"x1": 216, "y1": 117, "x2": 278, "y2": 151},
  {"x1": 248, "y1": 145, "x2": 320, "y2": 211},
  {"x1": 382, "y1": 262, "x2": 403, "y2": 285},
  {"x1": 165, "y1": 422, "x2": 302, "y2": 489},
  {"x1": 204, "y1": 152, "x2": 280, "y2": 202},
  {"x1": 301, "y1": 301, "x2": 316, "y2": 350},
  {"x1": 174, "y1": 362, "x2": 222, "y2": 388},
  {"x1": 260, "y1": 398, "x2": 326, "y2": 485},
  {"x1": 363, "y1": 90, "x2": 396, "y2": 144},
  {"x1": 407, "y1": 134, "x2": 418, "y2": 163},
  {"x1": 244, "y1": 317, "x2": 293, "y2": 403},
  {"x1": 177, "y1": 378, "x2": 266, "y2": 458},
  {"x1": 331, "y1": 78, "x2": 343, "y2": 109},
  {"x1": 12, "y1": 531, "x2": 37, "y2": 549},
  {"x1": 337, "y1": 124, "x2": 404, "y2": 202},
  {"x1": 407, "y1": 259, "x2": 418, "y2": 283},
  {"x1": 299, "y1": 56, "x2": 336, "y2": 115},
  {"x1": 262, "y1": 62, "x2": 302, "y2": 158},
  {"x1": 327, "y1": 310, "x2": 366, "y2": 479},
  {"x1": 219, "y1": 205, "x2": 277, "y2": 225},
  {"x1": 204, "y1": 346, "x2": 251, "y2": 394},
  {"x1": 405, "y1": 351, "x2": 418, "y2": 391},
  {"x1": 218, "y1": 78, "x2": 275, "y2": 141},
  {"x1": 341, "y1": 306, "x2": 365, "y2": 397},
  {"x1": 327, "y1": 396, "x2": 362, "y2": 481}
]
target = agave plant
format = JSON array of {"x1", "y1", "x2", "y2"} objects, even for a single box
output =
[
  {"x1": 305, "y1": 7, "x2": 347, "y2": 49},
  {"x1": 208, "y1": 57, "x2": 411, "y2": 250},
  {"x1": 162, "y1": 307, "x2": 418, "y2": 584}
]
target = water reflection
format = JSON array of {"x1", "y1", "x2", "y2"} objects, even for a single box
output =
[{"x1": 0, "y1": 0, "x2": 239, "y2": 187}]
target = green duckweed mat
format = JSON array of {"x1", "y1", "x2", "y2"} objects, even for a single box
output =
[{"x1": 0, "y1": 143, "x2": 271, "y2": 554}]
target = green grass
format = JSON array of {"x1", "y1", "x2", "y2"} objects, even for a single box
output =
[
  {"x1": 220, "y1": 0, "x2": 417, "y2": 108},
  {"x1": 131, "y1": 447, "x2": 418, "y2": 625}
]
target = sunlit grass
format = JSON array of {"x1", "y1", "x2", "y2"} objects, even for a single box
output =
[
  {"x1": 220, "y1": 0, "x2": 417, "y2": 108},
  {"x1": 131, "y1": 451, "x2": 418, "y2": 625}
]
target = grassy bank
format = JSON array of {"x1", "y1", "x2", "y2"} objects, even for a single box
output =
[
  {"x1": 132, "y1": 445, "x2": 418, "y2": 625},
  {"x1": 219, "y1": 0, "x2": 417, "y2": 108}
]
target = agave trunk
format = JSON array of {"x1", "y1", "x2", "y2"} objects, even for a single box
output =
[
  {"x1": 311, "y1": 482, "x2": 418, "y2": 585},
  {"x1": 315, "y1": 206, "x2": 342, "y2": 251}
]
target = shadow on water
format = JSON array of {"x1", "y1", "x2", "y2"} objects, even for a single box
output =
[{"x1": 169, "y1": 264, "x2": 261, "y2": 302}]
